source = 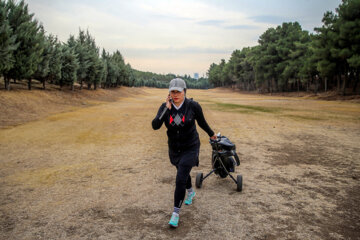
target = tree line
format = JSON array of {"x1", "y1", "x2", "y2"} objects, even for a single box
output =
[
  {"x1": 132, "y1": 71, "x2": 210, "y2": 89},
  {"x1": 207, "y1": 0, "x2": 360, "y2": 95},
  {"x1": 0, "y1": 0, "x2": 209, "y2": 91},
  {"x1": 0, "y1": 0, "x2": 134, "y2": 91}
]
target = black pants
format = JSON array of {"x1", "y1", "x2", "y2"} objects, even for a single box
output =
[
  {"x1": 169, "y1": 144, "x2": 199, "y2": 208},
  {"x1": 174, "y1": 165, "x2": 192, "y2": 208}
]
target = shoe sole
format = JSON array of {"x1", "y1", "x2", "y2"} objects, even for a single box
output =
[{"x1": 169, "y1": 223, "x2": 178, "y2": 228}]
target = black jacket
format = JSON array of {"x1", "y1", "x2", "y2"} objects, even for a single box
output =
[{"x1": 152, "y1": 98, "x2": 214, "y2": 152}]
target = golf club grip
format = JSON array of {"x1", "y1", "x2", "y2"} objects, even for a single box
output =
[{"x1": 159, "y1": 106, "x2": 168, "y2": 120}]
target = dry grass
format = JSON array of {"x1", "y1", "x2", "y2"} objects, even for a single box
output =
[
  {"x1": 0, "y1": 87, "x2": 359, "y2": 239},
  {"x1": 0, "y1": 84, "x2": 146, "y2": 128}
]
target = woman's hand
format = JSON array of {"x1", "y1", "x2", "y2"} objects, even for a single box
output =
[
  {"x1": 166, "y1": 95, "x2": 172, "y2": 110},
  {"x1": 210, "y1": 135, "x2": 217, "y2": 140}
]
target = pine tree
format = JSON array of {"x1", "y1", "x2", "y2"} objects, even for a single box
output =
[
  {"x1": 0, "y1": 0, "x2": 18, "y2": 90},
  {"x1": 126, "y1": 63, "x2": 135, "y2": 87},
  {"x1": 61, "y1": 39, "x2": 79, "y2": 90},
  {"x1": 298, "y1": 35, "x2": 319, "y2": 93},
  {"x1": 75, "y1": 29, "x2": 91, "y2": 90},
  {"x1": 33, "y1": 26, "x2": 51, "y2": 89},
  {"x1": 112, "y1": 50, "x2": 127, "y2": 87},
  {"x1": 239, "y1": 47, "x2": 255, "y2": 91},
  {"x1": 280, "y1": 23, "x2": 311, "y2": 92},
  {"x1": 256, "y1": 27, "x2": 281, "y2": 93},
  {"x1": 47, "y1": 35, "x2": 62, "y2": 86},
  {"x1": 5, "y1": 0, "x2": 45, "y2": 90},
  {"x1": 83, "y1": 30, "x2": 102, "y2": 90},
  {"x1": 100, "y1": 49, "x2": 108, "y2": 88},
  {"x1": 336, "y1": 0, "x2": 360, "y2": 94}
]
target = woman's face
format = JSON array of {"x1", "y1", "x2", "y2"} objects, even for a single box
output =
[{"x1": 170, "y1": 90, "x2": 185, "y2": 105}]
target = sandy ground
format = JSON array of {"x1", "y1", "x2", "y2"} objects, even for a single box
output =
[{"x1": 0, "y1": 87, "x2": 360, "y2": 240}]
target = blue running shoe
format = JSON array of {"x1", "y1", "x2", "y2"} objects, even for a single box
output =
[
  {"x1": 169, "y1": 212, "x2": 179, "y2": 228},
  {"x1": 184, "y1": 191, "x2": 196, "y2": 205}
]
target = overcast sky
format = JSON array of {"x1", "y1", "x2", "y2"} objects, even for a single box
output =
[{"x1": 26, "y1": 0, "x2": 341, "y2": 77}]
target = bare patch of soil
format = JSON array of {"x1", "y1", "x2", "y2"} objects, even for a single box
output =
[
  {"x1": 266, "y1": 133, "x2": 360, "y2": 239},
  {"x1": 0, "y1": 87, "x2": 359, "y2": 239}
]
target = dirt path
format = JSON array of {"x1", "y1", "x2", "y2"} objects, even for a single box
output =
[{"x1": 1, "y1": 88, "x2": 359, "y2": 240}]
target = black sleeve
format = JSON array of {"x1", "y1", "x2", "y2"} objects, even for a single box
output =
[
  {"x1": 193, "y1": 101, "x2": 214, "y2": 137},
  {"x1": 152, "y1": 103, "x2": 167, "y2": 130}
]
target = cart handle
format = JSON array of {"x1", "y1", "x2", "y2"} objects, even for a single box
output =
[{"x1": 234, "y1": 152, "x2": 240, "y2": 166}]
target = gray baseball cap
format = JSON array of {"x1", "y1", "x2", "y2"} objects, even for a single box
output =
[{"x1": 169, "y1": 78, "x2": 186, "y2": 92}]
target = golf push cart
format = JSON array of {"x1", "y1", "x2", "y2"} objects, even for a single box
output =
[{"x1": 196, "y1": 133, "x2": 243, "y2": 192}]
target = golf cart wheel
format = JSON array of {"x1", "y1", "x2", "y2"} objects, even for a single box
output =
[
  {"x1": 196, "y1": 173, "x2": 203, "y2": 188},
  {"x1": 237, "y1": 175, "x2": 243, "y2": 192}
]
